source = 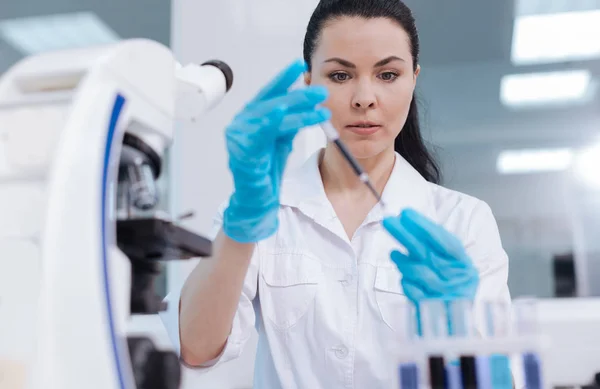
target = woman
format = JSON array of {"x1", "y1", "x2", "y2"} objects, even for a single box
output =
[{"x1": 163, "y1": 0, "x2": 513, "y2": 387}]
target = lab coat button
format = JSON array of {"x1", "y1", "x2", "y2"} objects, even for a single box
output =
[{"x1": 334, "y1": 345, "x2": 348, "y2": 359}]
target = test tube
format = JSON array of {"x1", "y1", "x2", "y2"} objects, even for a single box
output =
[
  {"x1": 476, "y1": 354, "x2": 493, "y2": 389},
  {"x1": 446, "y1": 359, "x2": 463, "y2": 389},
  {"x1": 397, "y1": 302, "x2": 420, "y2": 389},
  {"x1": 398, "y1": 364, "x2": 419, "y2": 389},
  {"x1": 448, "y1": 299, "x2": 475, "y2": 337},
  {"x1": 514, "y1": 298, "x2": 539, "y2": 335},
  {"x1": 448, "y1": 300, "x2": 479, "y2": 389},
  {"x1": 484, "y1": 301, "x2": 513, "y2": 389},
  {"x1": 406, "y1": 301, "x2": 420, "y2": 340},
  {"x1": 514, "y1": 298, "x2": 544, "y2": 389},
  {"x1": 427, "y1": 356, "x2": 446, "y2": 389},
  {"x1": 420, "y1": 299, "x2": 449, "y2": 338},
  {"x1": 489, "y1": 354, "x2": 512, "y2": 389},
  {"x1": 419, "y1": 300, "x2": 448, "y2": 389},
  {"x1": 483, "y1": 301, "x2": 511, "y2": 338}
]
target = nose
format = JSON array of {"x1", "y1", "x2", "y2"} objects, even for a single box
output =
[{"x1": 351, "y1": 82, "x2": 377, "y2": 109}]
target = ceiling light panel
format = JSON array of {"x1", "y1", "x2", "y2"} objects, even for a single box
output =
[
  {"x1": 497, "y1": 148, "x2": 573, "y2": 174},
  {"x1": 0, "y1": 12, "x2": 120, "y2": 55},
  {"x1": 512, "y1": 9, "x2": 600, "y2": 65},
  {"x1": 500, "y1": 70, "x2": 594, "y2": 108}
]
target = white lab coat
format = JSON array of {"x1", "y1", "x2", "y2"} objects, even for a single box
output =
[{"x1": 161, "y1": 150, "x2": 521, "y2": 388}]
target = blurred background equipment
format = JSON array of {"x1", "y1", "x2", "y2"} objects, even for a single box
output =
[
  {"x1": 552, "y1": 252, "x2": 577, "y2": 297},
  {"x1": 0, "y1": 37, "x2": 233, "y2": 389},
  {"x1": 0, "y1": 0, "x2": 174, "y2": 298}
]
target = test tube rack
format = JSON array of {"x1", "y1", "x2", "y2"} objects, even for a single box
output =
[{"x1": 391, "y1": 298, "x2": 549, "y2": 389}]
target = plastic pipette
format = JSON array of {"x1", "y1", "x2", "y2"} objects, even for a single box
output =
[{"x1": 321, "y1": 121, "x2": 390, "y2": 214}]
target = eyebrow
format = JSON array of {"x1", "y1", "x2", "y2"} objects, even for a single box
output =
[{"x1": 324, "y1": 56, "x2": 405, "y2": 68}]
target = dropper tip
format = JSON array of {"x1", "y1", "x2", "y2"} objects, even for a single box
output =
[{"x1": 321, "y1": 121, "x2": 339, "y2": 141}]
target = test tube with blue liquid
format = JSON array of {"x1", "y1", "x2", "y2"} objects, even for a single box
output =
[
  {"x1": 483, "y1": 301, "x2": 513, "y2": 389},
  {"x1": 397, "y1": 302, "x2": 420, "y2": 389},
  {"x1": 514, "y1": 299, "x2": 544, "y2": 389}
]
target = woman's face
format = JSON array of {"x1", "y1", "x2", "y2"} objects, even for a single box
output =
[{"x1": 306, "y1": 16, "x2": 420, "y2": 159}]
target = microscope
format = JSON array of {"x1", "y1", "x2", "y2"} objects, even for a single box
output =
[{"x1": 0, "y1": 39, "x2": 233, "y2": 389}]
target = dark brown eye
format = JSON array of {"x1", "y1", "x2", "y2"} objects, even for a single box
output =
[
  {"x1": 329, "y1": 72, "x2": 351, "y2": 82},
  {"x1": 379, "y1": 72, "x2": 399, "y2": 82}
]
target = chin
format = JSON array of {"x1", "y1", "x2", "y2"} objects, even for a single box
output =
[{"x1": 344, "y1": 139, "x2": 391, "y2": 160}]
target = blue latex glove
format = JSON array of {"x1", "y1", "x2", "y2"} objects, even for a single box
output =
[
  {"x1": 382, "y1": 208, "x2": 479, "y2": 303},
  {"x1": 223, "y1": 60, "x2": 331, "y2": 243}
]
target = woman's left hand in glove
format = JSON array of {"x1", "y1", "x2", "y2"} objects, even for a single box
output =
[{"x1": 382, "y1": 208, "x2": 479, "y2": 303}]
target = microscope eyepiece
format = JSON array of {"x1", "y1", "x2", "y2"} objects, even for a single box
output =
[{"x1": 201, "y1": 59, "x2": 234, "y2": 92}]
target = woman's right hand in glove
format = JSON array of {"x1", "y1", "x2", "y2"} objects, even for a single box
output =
[{"x1": 223, "y1": 60, "x2": 330, "y2": 243}]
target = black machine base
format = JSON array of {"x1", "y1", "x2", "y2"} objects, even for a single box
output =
[
  {"x1": 116, "y1": 217, "x2": 213, "y2": 315},
  {"x1": 117, "y1": 217, "x2": 212, "y2": 261},
  {"x1": 128, "y1": 337, "x2": 181, "y2": 389}
]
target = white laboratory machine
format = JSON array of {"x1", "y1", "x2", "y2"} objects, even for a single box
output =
[
  {"x1": 536, "y1": 298, "x2": 600, "y2": 388},
  {"x1": 0, "y1": 39, "x2": 233, "y2": 389}
]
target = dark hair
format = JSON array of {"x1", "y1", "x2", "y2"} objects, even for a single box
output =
[{"x1": 303, "y1": 0, "x2": 441, "y2": 184}]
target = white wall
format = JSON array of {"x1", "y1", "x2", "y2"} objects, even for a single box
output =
[
  {"x1": 169, "y1": 0, "x2": 322, "y2": 240},
  {"x1": 168, "y1": 1, "x2": 324, "y2": 388}
]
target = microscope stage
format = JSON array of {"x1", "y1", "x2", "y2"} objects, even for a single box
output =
[{"x1": 117, "y1": 217, "x2": 212, "y2": 261}]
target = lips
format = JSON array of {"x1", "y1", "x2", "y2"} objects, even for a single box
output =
[{"x1": 346, "y1": 121, "x2": 382, "y2": 135}]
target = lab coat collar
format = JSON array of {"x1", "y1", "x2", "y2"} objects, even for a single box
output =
[{"x1": 280, "y1": 149, "x2": 436, "y2": 224}]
